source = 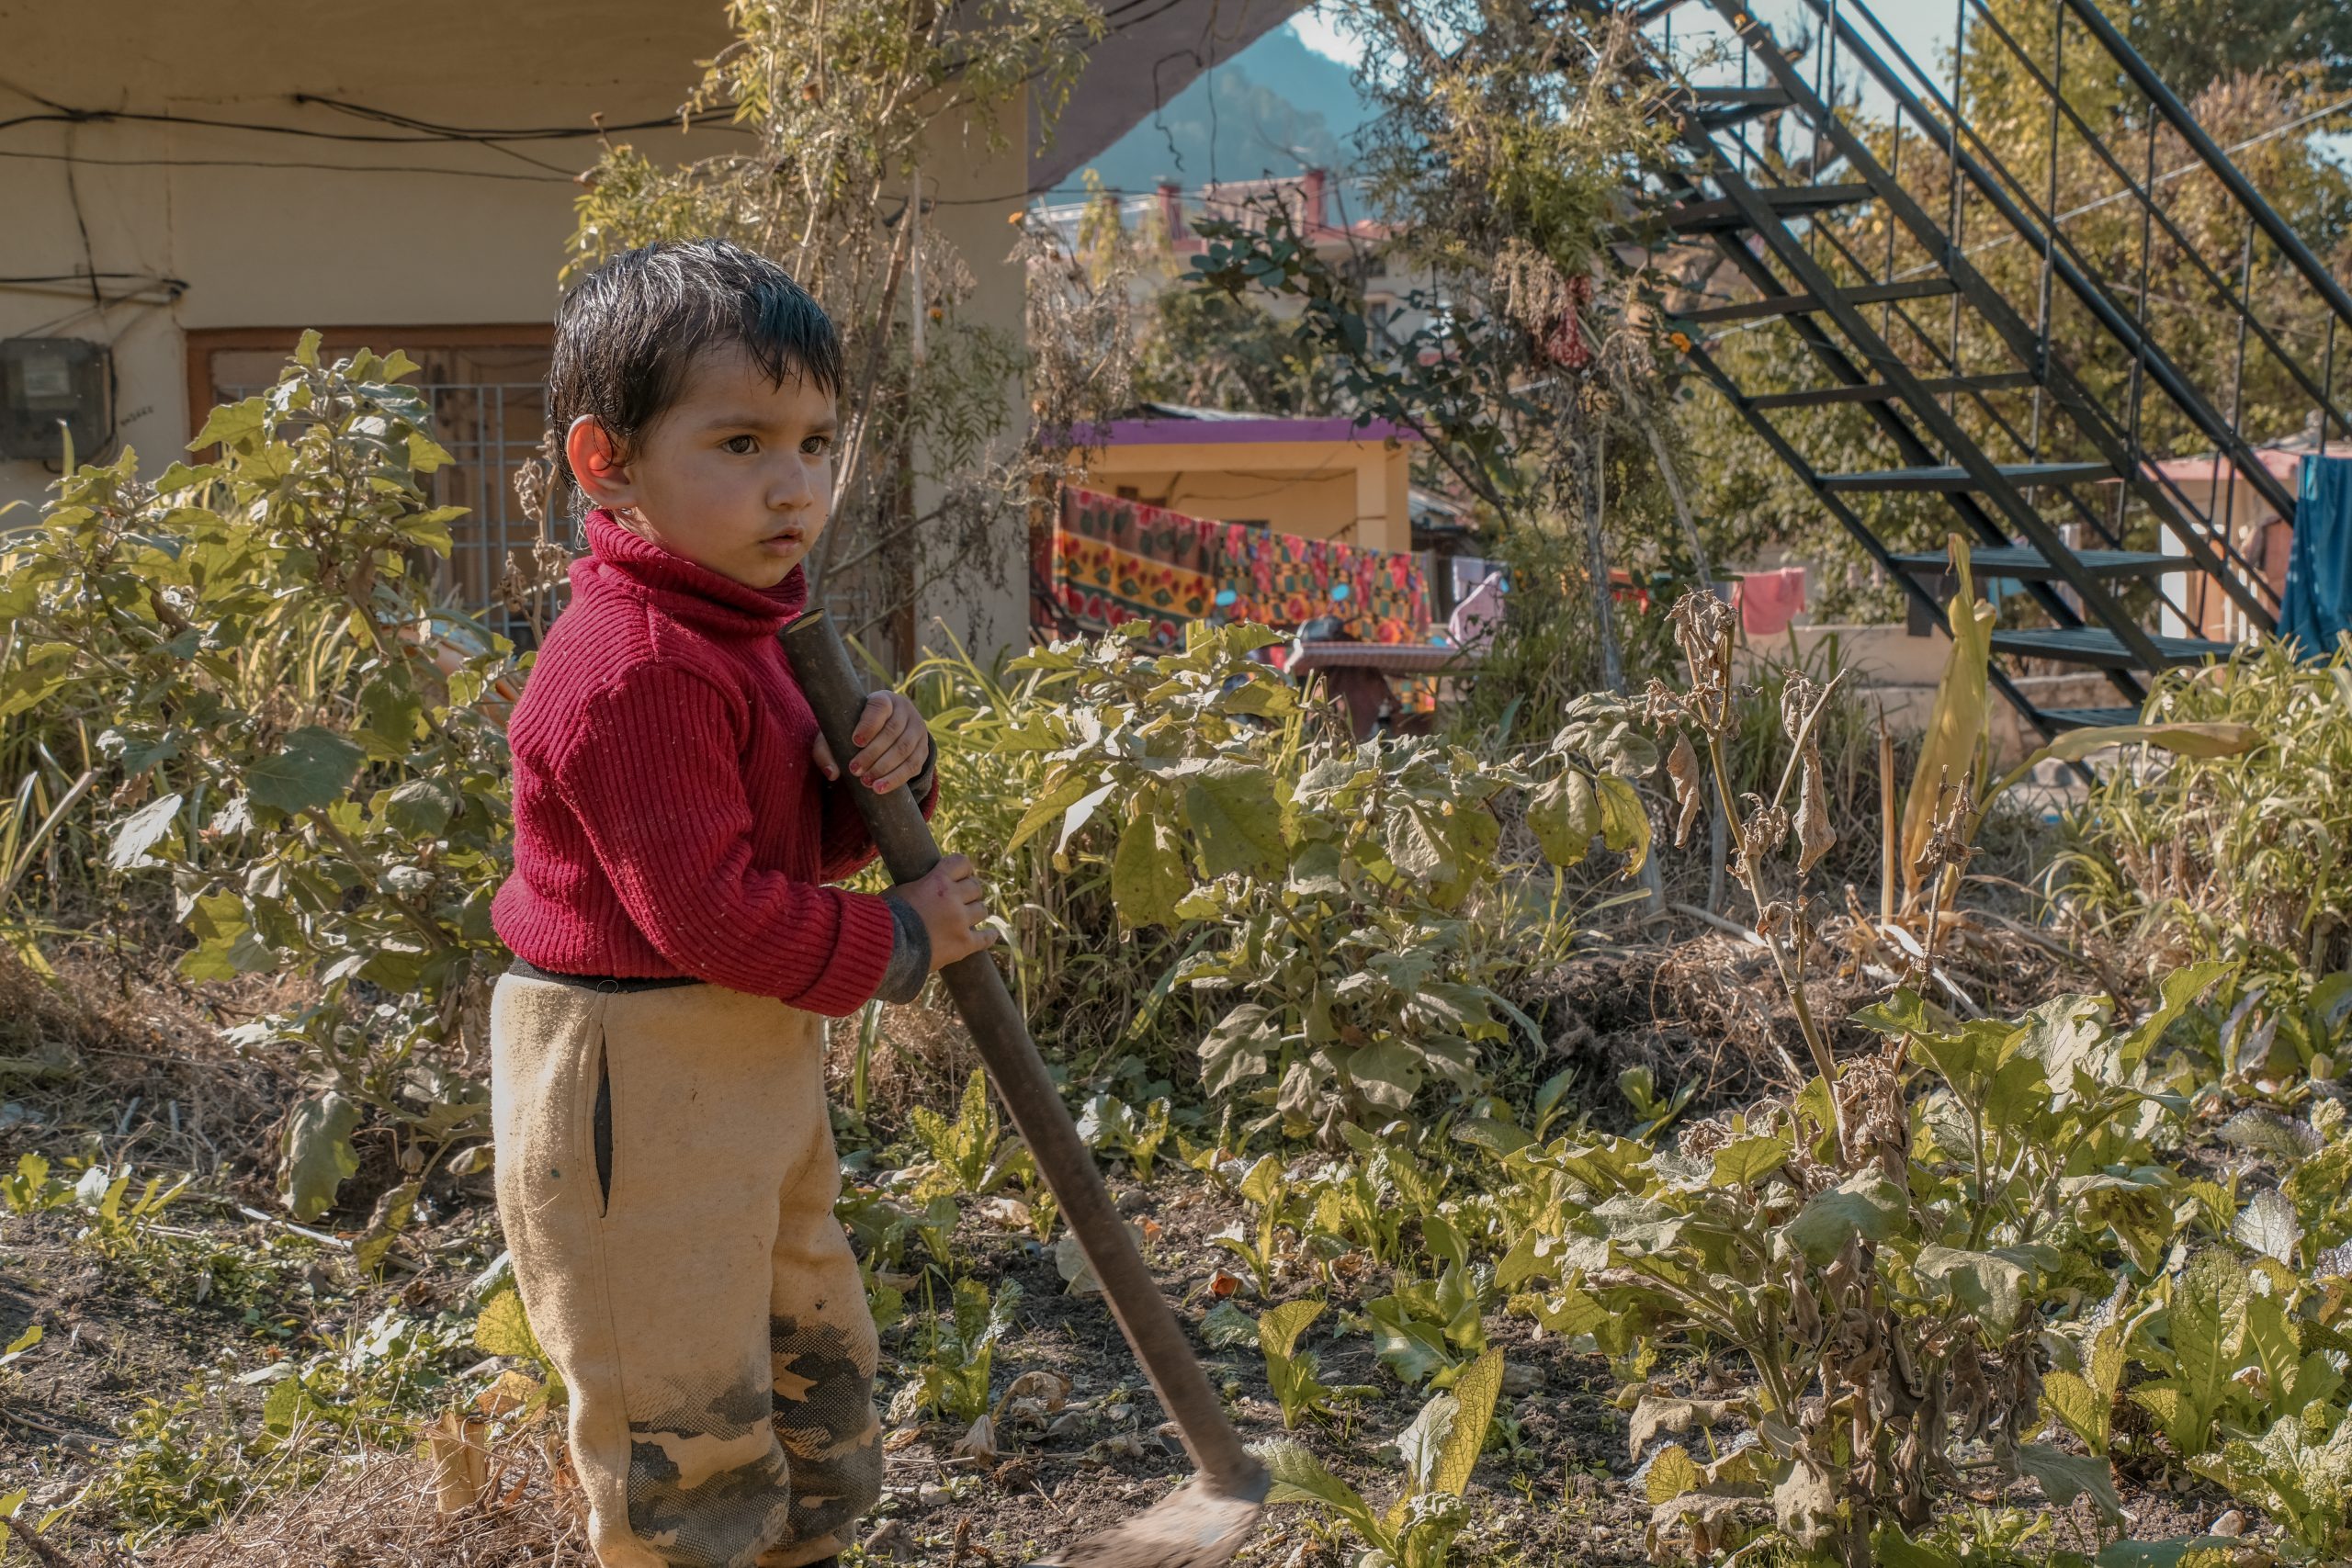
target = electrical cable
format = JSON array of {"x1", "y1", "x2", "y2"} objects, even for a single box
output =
[{"x1": 0, "y1": 147, "x2": 574, "y2": 183}]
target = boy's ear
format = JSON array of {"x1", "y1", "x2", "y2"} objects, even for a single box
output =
[{"x1": 565, "y1": 415, "x2": 636, "y2": 511}]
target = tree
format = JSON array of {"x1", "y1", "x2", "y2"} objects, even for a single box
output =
[{"x1": 566, "y1": 0, "x2": 1103, "y2": 653}]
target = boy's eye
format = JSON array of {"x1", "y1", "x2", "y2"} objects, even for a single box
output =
[
  {"x1": 721, "y1": 434, "x2": 758, "y2": 455},
  {"x1": 801, "y1": 434, "x2": 832, "y2": 457}
]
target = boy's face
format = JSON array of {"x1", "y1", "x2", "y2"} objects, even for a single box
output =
[{"x1": 567, "y1": 344, "x2": 838, "y2": 591}]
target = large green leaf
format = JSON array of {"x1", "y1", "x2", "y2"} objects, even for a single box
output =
[
  {"x1": 1781, "y1": 1172, "x2": 1908, "y2": 1263},
  {"x1": 1914, "y1": 1245, "x2": 2028, "y2": 1334},
  {"x1": 1432, "y1": 1348, "x2": 1503, "y2": 1498},
  {"x1": 1254, "y1": 1438, "x2": 1380, "y2": 1537},
  {"x1": 280, "y1": 1089, "x2": 362, "y2": 1220},
  {"x1": 1594, "y1": 774, "x2": 1651, "y2": 874},
  {"x1": 1260, "y1": 1299, "x2": 1326, "y2": 1361},
  {"x1": 2014, "y1": 1441, "x2": 2122, "y2": 1519},
  {"x1": 246, "y1": 726, "x2": 366, "y2": 815},
  {"x1": 1524, "y1": 769, "x2": 1599, "y2": 867},
  {"x1": 1111, "y1": 811, "x2": 1190, "y2": 929},
  {"x1": 1182, "y1": 760, "x2": 1286, "y2": 880},
  {"x1": 107, "y1": 793, "x2": 183, "y2": 871}
]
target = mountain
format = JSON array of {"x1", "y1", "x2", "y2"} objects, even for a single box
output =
[{"x1": 1050, "y1": 21, "x2": 1377, "y2": 199}]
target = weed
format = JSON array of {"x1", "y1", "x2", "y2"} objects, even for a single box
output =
[
  {"x1": 1255, "y1": 1348, "x2": 1505, "y2": 1568},
  {"x1": 1259, "y1": 1299, "x2": 1336, "y2": 1428}
]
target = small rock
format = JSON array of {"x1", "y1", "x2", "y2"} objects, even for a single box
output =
[
  {"x1": 864, "y1": 1518, "x2": 918, "y2": 1562},
  {"x1": 1499, "y1": 1361, "x2": 1540, "y2": 1397},
  {"x1": 1106, "y1": 1403, "x2": 1133, "y2": 1424},
  {"x1": 918, "y1": 1483, "x2": 952, "y2": 1508},
  {"x1": 1046, "y1": 1412, "x2": 1088, "y2": 1438},
  {"x1": 2211, "y1": 1509, "x2": 2245, "y2": 1537}
]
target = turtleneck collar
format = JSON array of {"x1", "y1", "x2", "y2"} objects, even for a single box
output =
[{"x1": 576, "y1": 508, "x2": 808, "y2": 638}]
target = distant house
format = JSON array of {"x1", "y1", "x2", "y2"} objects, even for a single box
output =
[{"x1": 1071, "y1": 402, "x2": 1417, "y2": 554}]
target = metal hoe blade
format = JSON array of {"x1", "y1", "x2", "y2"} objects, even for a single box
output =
[{"x1": 1025, "y1": 1476, "x2": 1271, "y2": 1568}]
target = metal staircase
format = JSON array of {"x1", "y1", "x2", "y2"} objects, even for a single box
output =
[{"x1": 1629, "y1": 0, "x2": 2352, "y2": 739}]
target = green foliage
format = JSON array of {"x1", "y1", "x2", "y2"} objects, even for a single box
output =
[
  {"x1": 83, "y1": 1306, "x2": 477, "y2": 1545},
  {"x1": 1075, "y1": 1090, "x2": 1172, "y2": 1180},
  {"x1": 1258, "y1": 1298, "x2": 1336, "y2": 1428},
  {"x1": 910, "y1": 1068, "x2": 1027, "y2": 1201},
  {"x1": 1, "y1": 337, "x2": 518, "y2": 1218},
  {"x1": 1494, "y1": 981, "x2": 2218, "y2": 1556},
  {"x1": 1254, "y1": 1347, "x2": 1504, "y2": 1568},
  {"x1": 1001, "y1": 621, "x2": 1645, "y2": 1131},
  {"x1": 2061, "y1": 641, "x2": 2352, "y2": 985},
  {"x1": 3, "y1": 1152, "x2": 72, "y2": 1214},
  {"x1": 907, "y1": 1278, "x2": 1023, "y2": 1425}
]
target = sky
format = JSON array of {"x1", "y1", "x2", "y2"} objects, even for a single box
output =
[{"x1": 1290, "y1": 0, "x2": 1964, "y2": 122}]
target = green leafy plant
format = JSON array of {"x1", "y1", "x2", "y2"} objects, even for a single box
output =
[
  {"x1": 1357, "y1": 1214, "x2": 1493, "y2": 1390},
  {"x1": 903, "y1": 1278, "x2": 1023, "y2": 1425},
  {"x1": 69, "y1": 1163, "x2": 191, "y2": 1256},
  {"x1": 1, "y1": 335, "x2": 520, "y2": 1219},
  {"x1": 3, "y1": 1152, "x2": 72, "y2": 1215},
  {"x1": 1496, "y1": 980, "x2": 2218, "y2": 1562},
  {"x1": 1002, "y1": 622, "x2": 1645, "y2": 1133},
  {"x1": 1211, "y1": 1154, "x2": 1300, "y2": 1300},
  {"x1": 1254, "y1": 1348, "x2": 1506, "y2": 1568},
  {"x1": 1076, "y1": 1090, "x2": 1172, "y2": 1180},
  {"x1": 1259, "y1": 1299, "x2": 1336, "y2": 1429},
  {"x1": 909, "y1": 1068, "x2": 1028, "y2": 1200},
  {"x1": 2186, "y1": 1404, "x2": 2352, "y2": 1562},
  {"x1": 1617, "y1": 1066, "x2": 1697, "y2": 1143}
]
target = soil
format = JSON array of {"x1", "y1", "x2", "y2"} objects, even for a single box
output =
[{"x1": 0, "y1": 923, "x2": 2268, "y2": 1566}]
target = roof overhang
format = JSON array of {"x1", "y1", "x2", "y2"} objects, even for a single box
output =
[{"x1": 1028, "y1": 0, "x2": 1308, "y2": 193}]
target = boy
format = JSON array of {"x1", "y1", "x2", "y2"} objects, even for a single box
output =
[{"x1": 490, "y1": 238, "x2": 996, "y2": 1568}]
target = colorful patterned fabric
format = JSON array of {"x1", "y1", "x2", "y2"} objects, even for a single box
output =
[{"x1": 1046, "y1": 487, "x2": 1430, "y2": 647}]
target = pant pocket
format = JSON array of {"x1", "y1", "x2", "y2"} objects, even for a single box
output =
[{"x1": 593, "y1": 1034, "x2": 613, "y2": 1217}]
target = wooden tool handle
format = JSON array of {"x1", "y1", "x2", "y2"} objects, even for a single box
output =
[{"x1": 781, "y1": 610, "x2": 1267, "y2": 1502}]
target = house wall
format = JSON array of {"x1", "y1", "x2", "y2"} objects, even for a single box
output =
[
  {"x1": 2, "y1": 0, "x2": 1035, "y2": 661},
  {"x1": 1076, "y1": 439, "x2": 1410, "y2": 551}
]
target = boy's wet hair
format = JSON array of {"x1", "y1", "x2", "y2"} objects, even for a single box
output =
[{"x1": 548, "y1": 238, "x2": 843, "y2": 493}]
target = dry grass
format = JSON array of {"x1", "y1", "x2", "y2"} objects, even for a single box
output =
[{"x1": 144, "y1": 1434, "x2": 591, "y2": 1568}]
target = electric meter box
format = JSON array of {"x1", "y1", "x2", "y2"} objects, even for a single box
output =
[{"x1": 1, "y1": 337, "x2": 111, "y2": 462}]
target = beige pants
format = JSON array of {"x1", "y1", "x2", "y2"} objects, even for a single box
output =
[{"x1": 491, "y1": 975, "x2": 881, "y2": 1568}]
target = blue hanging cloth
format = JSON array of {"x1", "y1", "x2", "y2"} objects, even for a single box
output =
[{"x1": 2281, "y1": 452, "x2": 2352, "y2": 660}]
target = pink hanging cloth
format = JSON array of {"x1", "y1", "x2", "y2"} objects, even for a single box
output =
[{"x1": 1736, "y1": 567, "x2": 1807, "y2": 638}]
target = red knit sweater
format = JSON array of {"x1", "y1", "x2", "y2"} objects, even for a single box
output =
[{"x1": 491, "y1": 511, "x2": 936, "y2": 1017}]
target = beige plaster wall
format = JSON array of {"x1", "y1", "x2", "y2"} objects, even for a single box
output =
[
  {"x1": 1076, "y1": 440, "x2": 1411, "y2": 551},
  {"x1": 2, "y1": 2, "x2": 1036, "y2": 661}
]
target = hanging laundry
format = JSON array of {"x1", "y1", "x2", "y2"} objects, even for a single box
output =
[
  {"x1": 1045, "y1": 488, "x2": 1430, "y2": 647},
  {"x1": 2282, "y1": 453, "x2": 2352, "y2": 660},
  {"x1": 1735, "y1": 566, "x2": 1807, "y2": 638}
]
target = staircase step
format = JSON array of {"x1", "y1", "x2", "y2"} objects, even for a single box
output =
[
  {"x1": 2038, "y1": 705, "x2": 2145, "y2": 730},
  {"x1": 1680, "y1": 278, "x2": 1958, "y2": 325},
  {"x1": 1888, "y1": 545, "x2": 2175, "y2": 581},
  {"x1": 1747, "y1": 371, "x2": 2038, "y2": 411},
  {"x1": 1820, "y1": 460, "x2": 2112, "y2": 492},
  {"x1": 1989, "y1": 626, "x2": 2232, "y2": 669},
  {"x1": 1685, "y1": 86, "x2": 1793, "y2": 130},
  {"x1": 1664, "y1": 183, "x2": 1876, "y2": 233}
]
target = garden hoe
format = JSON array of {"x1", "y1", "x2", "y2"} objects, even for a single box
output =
[{"x1": 783, "y1": 610, "x2": 1272, "y2": 1568}]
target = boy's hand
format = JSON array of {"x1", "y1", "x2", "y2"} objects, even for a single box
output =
[
  {"x1": 812, "y1": 690, "x2": 931, "y2": 794},
  {"x1": 899, "y1": 854, "x2": 998, "y2": 969}
]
